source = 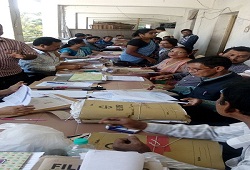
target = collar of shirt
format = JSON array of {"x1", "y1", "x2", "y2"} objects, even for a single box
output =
[
  {"x1": 226, "y1": 122, "x2": 250, "y2": 149},
  {"x1": 32, "y1": 47, "x2": 47, "y2": 54},
  {"x1": 201, "y1": 72, "x2": 233, "y2": 82},
  {"x1": 0, "y1": 37, "x2": 6, "y2": 42}
]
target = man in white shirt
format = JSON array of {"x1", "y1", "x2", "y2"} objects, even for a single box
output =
[
  {"x1": 155, "y1": 27, "x2": 171, "y2": 39},
  {"x1": 100, "y1": 80, "x2": 250, "y2": 169},
  {"x1": 19, "y1": 37, "x2": 83, "y2": 81}
]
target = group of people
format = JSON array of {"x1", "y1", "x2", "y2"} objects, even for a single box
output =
[{"x1": 1, "y1": 22, "x2": 250, "y2": 169}]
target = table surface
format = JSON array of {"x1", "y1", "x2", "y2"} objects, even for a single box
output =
[{"x1": 1, "y1": 75, "x2": 154, "y2": 137}]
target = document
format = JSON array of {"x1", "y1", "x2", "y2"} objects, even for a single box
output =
[
  {"x1": 1, "y1": 85, "x2": 31, "y2": 107},
  {"x1": 107, "y1": 76, "x2": 144, "y2": 81},
  {"x1": 88, "y1": 132, "x2": 225, "y2": 170},
  {"x1": 63, "y1": 57, "x2": 102, "y2": 63},
  {"x1": 68, "y1": 72, "x2": 107, "y2": 82},
  {"x1": 88, "y1": 90, "x2": 177, "y2": 102},
  {"x1": 79, "y1": 100, "x2": 190, "y2": 123},
  {"x1": 80, "y1": 150, "x2": 144, "y2": 170},
  {"x1": 31, "y1": 90, "x2": 88, "y2": 98},
  {"x1": 36, "y1": 81, "x2": 93, "y2": 88}
]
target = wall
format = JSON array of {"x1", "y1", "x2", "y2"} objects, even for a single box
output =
[{"x1": 70, "y1": 29, "x2": 135, "y2": 39}]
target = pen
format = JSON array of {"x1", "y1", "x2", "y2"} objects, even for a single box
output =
[
  {"x1": 0, "y1": 118, "x2": 46, "y2": 121},
  {"x1": 37, "y1": 87, "x2": 67, "y2": 90}
]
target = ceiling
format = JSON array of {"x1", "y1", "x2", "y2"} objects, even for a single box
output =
[{"x1": 44, "y1": 0, "x2": 216, "y2": 26}]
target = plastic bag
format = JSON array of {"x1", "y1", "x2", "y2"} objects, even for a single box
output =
[{"x1": 0, "y1": 123, "x2": 70, "y2": 154}]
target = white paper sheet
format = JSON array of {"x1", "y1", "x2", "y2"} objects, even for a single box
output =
[
  {"x1": 88, "y1": 90, "x2": 177, "y2": 102},
  {"x1": 31, "y1": 90, "x2": 88, "y2": 98},
  {"x1": 80, "y1": 150, "x2": 144, "y2": 170},
  {"x1": 107, "y1": 76, "x2": 144, "y2": 81},
  {"x1": 63, "y1": 57, "x2": 102, "y2": 63},
  {"x1": 36, "y1": 81, "x2": 93, "y2": 88},
  {"x1": 2, "y1": 85, "x2": 31, "y2": 107}
]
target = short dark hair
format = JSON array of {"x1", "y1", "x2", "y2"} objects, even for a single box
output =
[
  {"x1": 155, "y1": 27, "x2": 165, "y2": 31},
  {"x1": 172, "y1": 46, "x2": 193, "y2": 55},
  {"x1": 223, "y1": 46, "x2": 250, "y2": 53},
  {"x1": 163, "y1": 38, "x2": 178, "y2": 46},
  {"x1": 154, "y1": 37, "x2": 162, "y2": 41},
  {"x1": 222, "y1": 80, "x2": 250, "y2": 116},
  {"x1": 75, "y1": 33, "x2": 86, "y2": 37},
  {"x1": 187, "y1": 56, "x2": 232, "y2": 69},
  {"x1": 103, "y1": 36, "x2": 113, "y2": 39},
  {"x1": 132, "y1": 29, "x2": 154, "y2": 37},
  {"x1": 33, "y1": 37, "x2": 61, "y2": 46},
  {"x1": 60, "y1": 38, "x2": 84, "y2": 49},
  {"x1": 181, "y1": 29, "x2": 192, "y2": 33},
  {"x1": 86, "y1": 36, "x2": 100, "y2": 40}
]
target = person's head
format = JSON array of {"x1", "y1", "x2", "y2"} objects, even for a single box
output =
[
  {"x1": 153, "y1": 37, "x2": 162, "y2": 44},
  {"x1": 75, "y1": 33, "x2": 86, "y2": 39},
  {"x1": 86, "y1": 36, "x2": 100, "y2": 43},
  {"x1": 85, "y1": 34, "x2": 93, "y2": 38},
  {"x1": 103, "y1": 36, "x2": 113, "y2": 42},
  {"x1": 181, "y1": 29, "x2": 193, "y2": 37},
  {"x1": 116, "y1": 35, "x2": 124, "y2": 39},
  {"x1": 216, "y1": 80, "x2": 250, "y2": 120},
  {"x1": 159, "y1": 38, "x2": 178, "y2": 49},
  {"x1": 168, "y1": 46, "x2": 192, "y2": 59},
  {"x1": 155, "y1": 27, "x2": 166, "y2": 33},
  {"x1": 33, "y1": 37, "x2": 62, "y2": 52},
  {"x1": 0, "y1": 24, "x2": 3, "y2": 36},
  {"x1": 61, "y1": 38, "x2": 85, "y2": 49},
  {"x1": 220, "y1": 46, "x2": 250, "y2": 64},
  {"x1": 132, "y1": 29, "x2": 156, "y2": 39},
  {"x1": 187, "y1": 56, "x2": 232, "y2": 78}
]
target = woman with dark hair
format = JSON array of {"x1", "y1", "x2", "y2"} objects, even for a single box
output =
[
  {"x1": 151, "y1": 46, "x2": 192, "y2": 73},
  {"x1": 158, "y1": 38, "x2": 178, "y2": 63},
  {"x1": 59, "y1": 39, "x2": 92, "y2": 59},
  {"x1": 119, "y1": 29, "x2": 158, "y2": 66}
]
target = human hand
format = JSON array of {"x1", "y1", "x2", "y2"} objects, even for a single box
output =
[
  {"x1": 7, "y1": 81, "x2": 24, "y2": 94},
  {"x1": 64, "y1": 65, "x2": 82, "y2": 70},
  {"x1": 0, "y1": 105, "x2": 35, "y2": 115},
  {"x1": 5, "y1": 49, "x2": 26, "y2": 59},
  {"x1": 112, "y1": 136, "x2": 151, "y2": 153},
  {"x1": 147, "y1": 84, "x2": 174, "y2": 90},
  {"x1": 180, "y1": 98, "x2": 202, "y2": 106},
  {"x1": 99, "y1": 117, "x2": 147, "y2": 130},
  {"x1": 150, "y1": 74, "x2": 174, "y2": 81},
  {"x1": 146, "y1": 57, "x2": 157, "y2": 64}
]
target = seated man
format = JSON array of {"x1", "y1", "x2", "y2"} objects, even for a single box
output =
[
  {"x1": 152, "y1": 46, "x2": 250, "y2": 87},
  {"x1": 19, "y1": 37, "x2": 83, "y2": 81},
  {"x1": 100, "y1": 80, "x2": 250, "y2": 169},
  {"x1": 151, "y1": 56, "x2": 242, "y2": 125},
  {"x1": 0, "y1": 81, "x2": 34, "y2": 115}
]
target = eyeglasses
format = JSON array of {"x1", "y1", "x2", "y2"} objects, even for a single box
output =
[
  {"x1": 169, "y1": 50, "x2": 187, "y2": 55},
  {"x1": 187, "y1": 67, "x2": 211, "y2": 72},
  {"x1": 227, "y1": 55, "x2": 250, "y2": 59}
]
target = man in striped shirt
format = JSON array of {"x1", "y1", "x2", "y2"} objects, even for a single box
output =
[{"x1": 0, "y1": 24, "x2": 37, "y2": 89}]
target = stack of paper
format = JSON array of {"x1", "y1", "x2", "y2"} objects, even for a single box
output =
[
  {"x1": 68, "y1": 72, "x2": 107, "y2": 82},
  {"x1": 0, "y1": 85, "x2": 31, "y2": 108},
  {"x1": 78, "y1": 100, "x2": 190, "y2": 123},
  {"x1": 36, "y1": 81, "x2": 93, "y2": 88},
  {"x1": 80, "y1": 150, "x2": 144, "y2": 170},
  {"x1": 88, "y1": 90, "x2": 177, "y2": 103}
]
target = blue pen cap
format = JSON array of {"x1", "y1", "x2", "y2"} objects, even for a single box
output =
[{"x1": 73, "y1": 138, "x2": 88, "y2": 145}]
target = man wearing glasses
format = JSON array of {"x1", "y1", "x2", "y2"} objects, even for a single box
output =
[
  {"x1": 100, "y1": 80, "x2": 250, "y2": 170},
  {"x1": 151, "y1": 56, "x2": 242, "y2": 125}
]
